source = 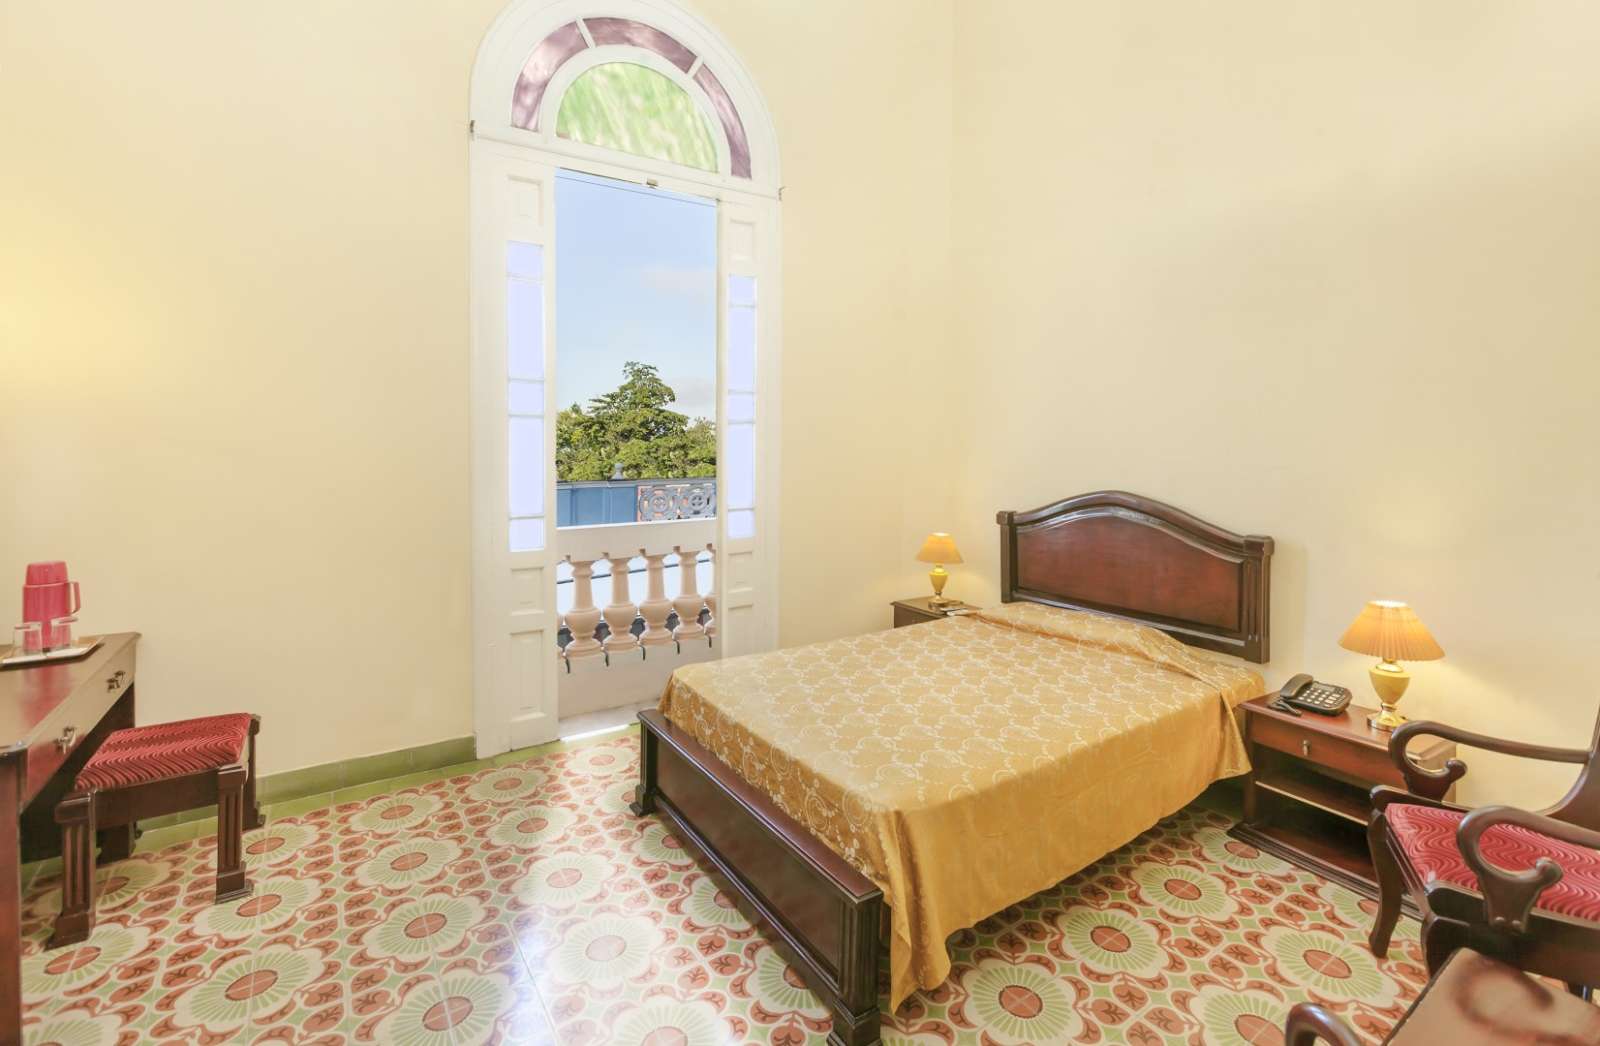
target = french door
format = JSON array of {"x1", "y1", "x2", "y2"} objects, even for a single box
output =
[{"x1": 469, "y1": 141, "x2": 779, "y2": 757}]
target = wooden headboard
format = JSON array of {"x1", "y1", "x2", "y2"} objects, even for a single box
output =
[{"x1": 996, "y1": 491, "x2": 1274, "y2": 662}]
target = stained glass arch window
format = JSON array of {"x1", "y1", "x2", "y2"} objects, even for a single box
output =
[
  {"x1": 509, "y1": 17, "x2": 754, "y2": 179},
  {"x1": 556, "y1": 63, "x2": 718, "y2": 172}
]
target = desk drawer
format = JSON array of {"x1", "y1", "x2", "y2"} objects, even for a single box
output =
[
  {"x1": 26, "y1": 645, "x2": 136, "y2": 800},
  {"x1": 1250, "y1": 716, "x2": 1403, "y2": 788}
]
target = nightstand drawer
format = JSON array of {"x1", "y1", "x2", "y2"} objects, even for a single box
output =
[
  {"x1": 1251, "y1": 716, "x2": 1402, "y2": 788},
  {"x1": 893, "y1": 605, "x2": 934, "y2": 628},
  {"x1": 891, "y1": 597, "x2": 974, "y2": 628}
]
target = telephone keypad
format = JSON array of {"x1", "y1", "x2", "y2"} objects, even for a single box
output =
[{"x1": 1298, "y1": 683, "x2": 1346, "y2": 710}]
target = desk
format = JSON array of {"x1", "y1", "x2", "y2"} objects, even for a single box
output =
[{"x1": 0, "y1": 633, "x2": 138, "y2": 1046}]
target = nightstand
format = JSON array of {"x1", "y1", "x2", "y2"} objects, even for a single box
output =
[
  {"x1": 1230, "y1": 694, "x2": 1456, "y2": 907},
  {"x1": 891, "y1": 596, "x2": 976, "y2": 628}
]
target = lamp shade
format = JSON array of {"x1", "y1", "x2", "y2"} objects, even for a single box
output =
[
  {"x1": 915, "y1": 532, "x2": 963, "y2": 565},
  {"x1": 1338, "y1": 601, "x2": 1444, "y2": 662}
]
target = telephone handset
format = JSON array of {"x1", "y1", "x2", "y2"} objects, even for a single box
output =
[{"x1": 1271, "y1": 673, "x2": 1353, "y2": 717}]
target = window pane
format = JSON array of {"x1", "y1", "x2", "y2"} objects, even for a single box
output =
[
  {"x1": 508, "y1": 379, "x2": 544, "y2": 416},
  {"x1": 509, "y1": 517, "x2": 545, "y2": 552},
  {"x1": 726, "y1": 391, "x2": 754, "y2": 423},
  {"x1": 556, "y1": 62, "x2": 718, "y2": 172},
  {"x1": 725, "y1": 422, "x2": 754, "y2": 509},
  {"x1": 507, "y1": 241, "x2": 543, "y2": 279},
  {"x1": 727, "y1": 509, "x2": 754, "y2": 540},
  {"x1": 509, "y1": 417, "x2": 545, "y2": 517},
  {"x1": 728, "y1": 275, "x2": 756, "y2": 307},
  {"x1": 507, "y1": 278, "x2": 544, "y2": 379},
  {"x1": 554, "y1": 170, "x2": 718, "y2": 527},
  {"x1": 728, "y1": 306, "x2": 756, "y2": 391}
]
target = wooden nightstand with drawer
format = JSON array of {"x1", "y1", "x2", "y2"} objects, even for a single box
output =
[
  {"x1": 1230, "y1": 694, "x2": 1456, "y2": 906},
  {"x1": 891, "y1": 596, "x2": 976, "y2": 628}
]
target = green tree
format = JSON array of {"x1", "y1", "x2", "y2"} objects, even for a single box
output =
[{"x1": 556, "y1": 361, "x2": 717, "y2": 481}]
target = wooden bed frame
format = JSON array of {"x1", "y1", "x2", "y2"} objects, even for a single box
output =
[{"x1": 633, "y1": 490, "x2": 1274, "y2": 1044}]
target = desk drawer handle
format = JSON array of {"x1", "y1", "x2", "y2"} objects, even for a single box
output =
[
  {"x1": 56, "y1": 726, "x2": 78, "y2": 752},
  {"x1": 1301, "y1": 739, "x2": 1311, "y2": 757}
]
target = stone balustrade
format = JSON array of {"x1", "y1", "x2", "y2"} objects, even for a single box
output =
[{"x1": 558, "y1": 544, "x2": 716, "y2": 667}]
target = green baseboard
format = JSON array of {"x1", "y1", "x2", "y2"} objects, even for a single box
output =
[
  {"x1": 19, "y1": 734, "x2": 464, "y2": 884},
  {"x1": 21, "y1": 725, "x2": 635, "y2": 885},
  {"x1": 138, "y1": 735, "x2": 478, "y2": 834}
]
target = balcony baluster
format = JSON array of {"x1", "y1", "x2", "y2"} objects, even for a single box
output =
[
  {"x1": 602, "y1": 552, "x2": 642, "y2": 658},
  {"x1": 672, "y1": 545, "x2": 707, "y2": 644},
  {"x1": 563, "y1": 556, "x2": 603, "y2": 664},
  {"x1": 637, "y1": 550, "x2": 675, "y2": 649}
]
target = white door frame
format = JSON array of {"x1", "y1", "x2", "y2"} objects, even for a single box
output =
[{"x1": 469, "y1": 0, "x2": 781, "y2": 757}]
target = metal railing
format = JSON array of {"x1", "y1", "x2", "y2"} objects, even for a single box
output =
[{"x1": 556, "y1": 478, "x2": 716, "y2": 527}]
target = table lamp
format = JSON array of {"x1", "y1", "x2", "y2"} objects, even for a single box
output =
[
  {"x1": 915, "y1": 533, "x2": 963, "y2": 607},
  {"x1": 1338, "y1": 600, "x2": 1444, "y2": 731}
]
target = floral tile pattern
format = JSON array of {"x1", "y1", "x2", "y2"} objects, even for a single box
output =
[{"x1": 20, "y1": 730, "x2": 1425, "y2": 1044}]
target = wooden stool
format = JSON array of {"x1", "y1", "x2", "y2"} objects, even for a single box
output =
[{"x1": 48, "y1": 713, "x2": 261, "y2": 948}]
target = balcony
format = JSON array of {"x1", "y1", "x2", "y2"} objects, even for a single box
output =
[
  {"x1": 553, "y1": 480, "x2": 718, "y2": 719},
  {"x1": 554, "y1": 537, "x2": 717, "y2": 722},
  {"x1": 556, "y1": 477, "x2": 716, "y2": 527},
  {"x1": 556, "y1": 547, "x2": 714, "y2": 655}
]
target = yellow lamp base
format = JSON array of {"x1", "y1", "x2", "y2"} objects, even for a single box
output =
[
  {"x1": 927, "y1": 564, "x2": 954, "y2": 607},
  {"x1": 1365, "y1": 660, "x2": 1411, "y2": 732}
]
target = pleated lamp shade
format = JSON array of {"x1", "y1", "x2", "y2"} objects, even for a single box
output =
[
  {"x1": 1338, "y1": 601, "x2": 1444, "y2": 662},
  {"x1": 915, "y1": 533, "x2": 963, "y2": 564}
]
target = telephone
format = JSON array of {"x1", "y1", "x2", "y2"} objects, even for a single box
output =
[{"x1": 1271, "y1": 673, "x2": 1353, "y2": 717}]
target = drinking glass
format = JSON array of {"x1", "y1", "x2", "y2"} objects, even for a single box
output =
[
  {"x1": 11, "y1": 622, "x2": 43, "y2": 657},
  {"x1": 47, "y1": 616, "x2": 77, "y2": 651}
]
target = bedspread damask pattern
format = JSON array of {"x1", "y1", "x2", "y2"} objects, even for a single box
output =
[{"x1": 659, "y1": 603, "x2": 1264, "y2": 1009}]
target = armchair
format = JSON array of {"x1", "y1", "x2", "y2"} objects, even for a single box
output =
[
  {"x1": 1287, "y1": 948, "x2": 1600, "y2": 1044},
  {"x1": 1366, "y1": 705, "x2": 1600, "y2": 994}
]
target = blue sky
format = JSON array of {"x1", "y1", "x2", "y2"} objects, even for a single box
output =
[{"x1": 555, "y1": 169, "x2": 717, "y2": 420}]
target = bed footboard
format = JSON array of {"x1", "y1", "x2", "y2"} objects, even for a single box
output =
[{"x1": 632, "y1": 710, "x2": 884, "y2": 1046}]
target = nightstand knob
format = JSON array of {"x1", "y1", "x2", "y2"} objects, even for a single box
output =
[{"x1": 1301, "y1": 739, "x2": 1311, "y2": 757}]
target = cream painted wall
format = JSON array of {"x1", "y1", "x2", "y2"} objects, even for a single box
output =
[
  {"x1": 948, "y1": 2, "x2": 1600, "y2": 805},
  {"x1": 1, "y1": 1, "x2": 954, "y2": 776},
  {"x1": 9, "y1": 1, "x2": 1592, "y2": 808}
]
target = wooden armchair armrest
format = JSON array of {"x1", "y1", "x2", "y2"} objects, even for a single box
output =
[
  {"x1": 1387, "y1": 720, "x2": 1589, "y2": 802},
  {"x1": 1285, "y1": 1003, "x2": 1363, "y2": 1046},
  {"x1": 1457, "y1": 805, "x2": 1600, "y2": 934}
]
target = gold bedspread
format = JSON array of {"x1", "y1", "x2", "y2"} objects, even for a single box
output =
[{"x1": 658, "y1": 602, "x2": 1264, "y2": 1010}]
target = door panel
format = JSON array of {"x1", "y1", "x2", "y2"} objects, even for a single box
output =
[
  {"x1": 472, "y1": 143, "x2": 560, "y2": 757},
  {"x1": 716, "y1": 198, "x2": 778, "y2": 657}
]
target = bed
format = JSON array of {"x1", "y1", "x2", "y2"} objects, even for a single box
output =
[{"x1": 632, "y1": 491, "x2": 1274, "y2": 1045}]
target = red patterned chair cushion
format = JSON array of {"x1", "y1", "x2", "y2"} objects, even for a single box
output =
[
  {"x1": 1387, "y1": 802, "x2": 1600, "y2": 923},
  {"x1": 76, "y1": 714, "x2": 253, "y2": 791}
]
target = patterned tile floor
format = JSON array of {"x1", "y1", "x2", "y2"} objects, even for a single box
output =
[{"x1": 19, "y1": 729, "x2": 1427, "y2": 1045}]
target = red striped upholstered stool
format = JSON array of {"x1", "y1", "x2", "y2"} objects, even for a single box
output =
[{"x1": 48, "y1": 713, "x2": 261, "y2": 948}]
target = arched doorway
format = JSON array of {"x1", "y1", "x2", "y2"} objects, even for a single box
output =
[{"x1": 468, "y1": 0, "x2": 781, "y2": 755}]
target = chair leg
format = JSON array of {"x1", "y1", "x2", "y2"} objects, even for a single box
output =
[
  {"x1": 48, "y1": 792, "x2": 97, "y2": 948},
  {"x1": 1366, "y1": 814, "x2": 1403, "y2": 957},
  {"x1": 1420, "y1": 915, "x2": 1466, "y2": 976},
  {"x1": 244, "y1": 715, "x2": 263, "y2": 831},
  {"x1": 214, "y1": 764, "x2": 252, "y2": 903},
  {"x1": 99, "y1": 823, "x2": 135, "y2": 863}
]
